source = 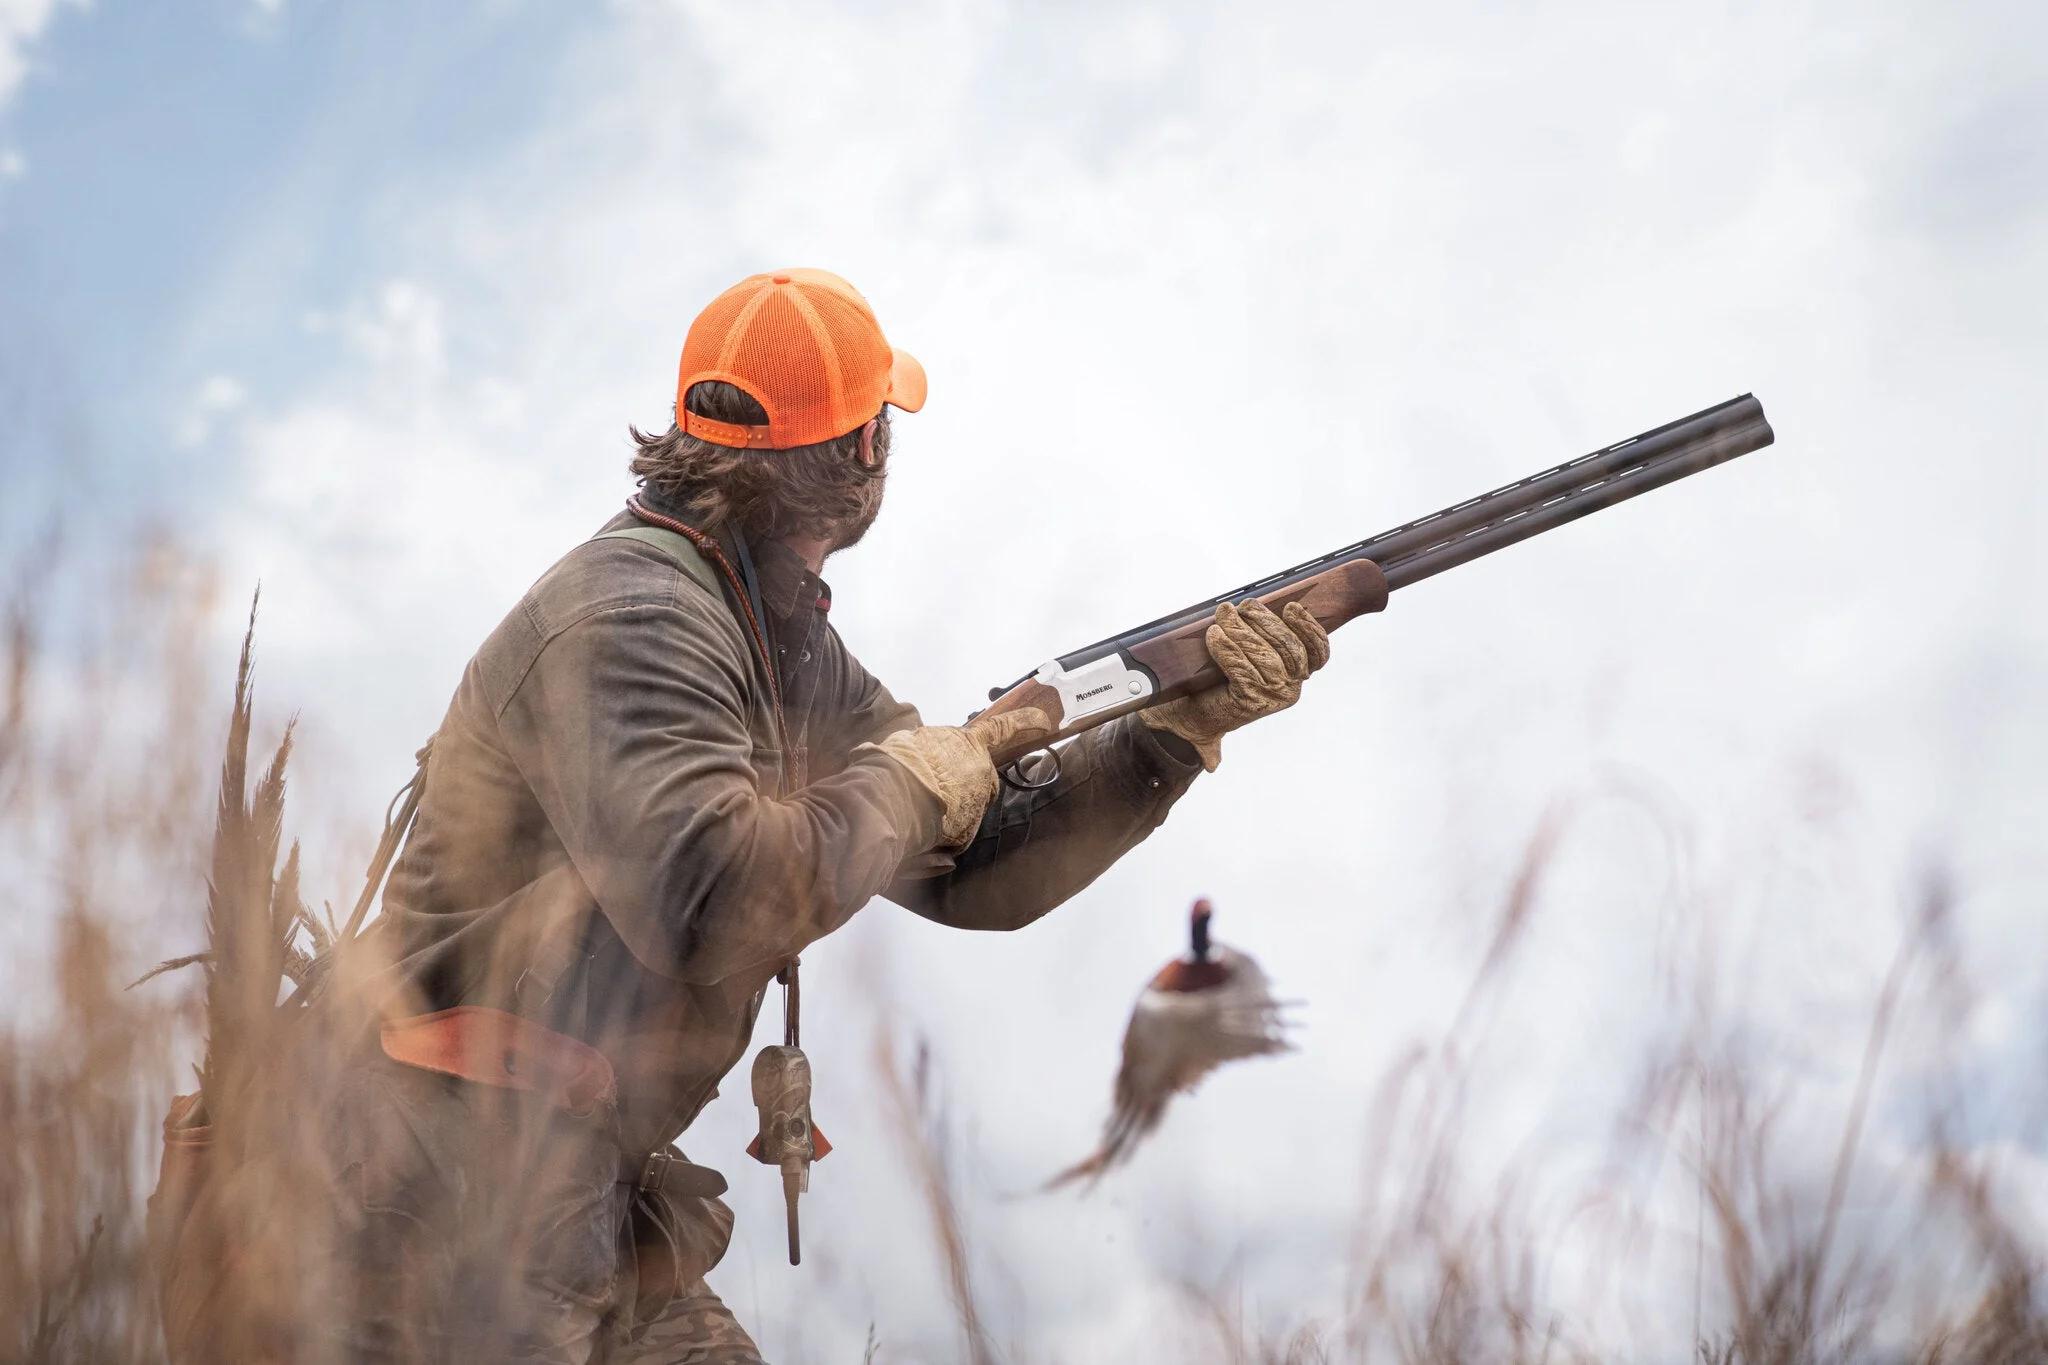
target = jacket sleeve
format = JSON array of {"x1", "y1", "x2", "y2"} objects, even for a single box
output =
[
  {"x1": 807, "y1": 635, "x2": 1207, "y2": 933},
  {"x1": 494, "y1": 596, "x2": 944, "y2": 985},
  {"x1": 883, "y1": 714, "x2": 1204, "y2": 930}
]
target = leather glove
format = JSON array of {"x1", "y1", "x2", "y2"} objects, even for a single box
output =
[
  {"x1": 867, "y1": 708, "x2": 1052, "y2": 849},
  {"x1": 1141, "y1": 599, "x2": 1330, "y2": 772}
]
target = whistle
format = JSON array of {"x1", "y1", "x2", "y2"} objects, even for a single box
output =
[{"x1": 750, "y1": 1044, "x2": 819, "y2": 1265}]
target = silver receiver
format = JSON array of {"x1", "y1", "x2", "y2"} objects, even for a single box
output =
[{"x1": 1034, "y1": 651, "x2": 1155, "y2": 727}]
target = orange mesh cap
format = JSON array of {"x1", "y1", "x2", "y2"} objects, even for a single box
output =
[{"x1": 675, "y1": 268, "x2": 927, "y2": 449}]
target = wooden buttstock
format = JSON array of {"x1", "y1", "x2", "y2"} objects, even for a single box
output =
[{"x1": 978, "y1": 557, "x2": 1388, "y2": 767}]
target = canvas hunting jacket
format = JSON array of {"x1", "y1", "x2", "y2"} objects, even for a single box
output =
[{"x1": 366, "y1": 491, "x2": 1205, "y2": 1160}]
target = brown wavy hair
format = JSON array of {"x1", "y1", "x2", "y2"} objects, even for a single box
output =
[{"x1": 629, "y1": 381, "x2": 890, "y2": 547}]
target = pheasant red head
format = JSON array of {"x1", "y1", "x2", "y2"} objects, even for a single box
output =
[{"x1": 1152, "y1": 898, "x2": 1229, "y2": 993}]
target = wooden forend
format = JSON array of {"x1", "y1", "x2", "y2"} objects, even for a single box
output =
[{"x1": 979, "y1": 557, "x2": 1388, "y2": 768}]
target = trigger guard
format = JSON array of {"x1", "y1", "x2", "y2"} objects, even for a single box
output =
[{"x1": 1000, "y1": 747, "x2": 1061, "y2": 791}]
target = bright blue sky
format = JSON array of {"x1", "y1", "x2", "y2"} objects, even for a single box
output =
[
  {"x1": 1, "y1": 1, "x2": 594, "y2": 516},
  {"x1": 4, "y1": 1, "x2": 2046, "y2": 1355}
]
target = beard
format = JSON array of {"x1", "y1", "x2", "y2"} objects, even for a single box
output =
[
  {"x1": 734, "y1": 410, "x2": 892, "y2": 557},
  {"x1": 823, "y1": 412, "x2": 891, "y2": 553},
  {"x1": 827, "y1": 474, "x2": 886, "y2": 553}
]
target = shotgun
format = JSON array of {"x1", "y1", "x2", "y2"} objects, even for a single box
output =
[{"x1": 978, "y1": 394, "x2": 1775, "y2": 769}]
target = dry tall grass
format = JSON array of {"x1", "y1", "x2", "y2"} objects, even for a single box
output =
[
  {"x1": 1, "y1": 538, "x2": 2042, "y2": 1363},
  {"x1": 1, "y1": 536, "x2": 215, "y2": 1364},
  {"x1": 871, "y1": 810, "x2": 2048, "y2": 1364}
]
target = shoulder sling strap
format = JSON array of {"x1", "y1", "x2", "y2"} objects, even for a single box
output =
[{"x1": 591, "y1": 525, "x2": 723, "y2": 597}]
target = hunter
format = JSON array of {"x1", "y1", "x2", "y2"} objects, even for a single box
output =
[{"x1": 305, "y1": 268, "x2": 1332, "y2": 1362}]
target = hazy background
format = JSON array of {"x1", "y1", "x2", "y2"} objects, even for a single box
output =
[{"x1": 3, "y1": 0, "x2": 2044, "y2": 1358}]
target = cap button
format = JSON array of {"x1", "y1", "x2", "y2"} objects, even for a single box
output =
[{"x1": 771, "y1": 273, "x2": 792, "y2": 284}]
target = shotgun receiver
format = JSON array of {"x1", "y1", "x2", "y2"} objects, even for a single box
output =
[{"x1": 978, "y1": 394, "x2": 1775, "y2": 768}]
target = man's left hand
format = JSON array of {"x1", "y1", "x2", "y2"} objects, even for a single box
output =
[{"x1": 1140, "y1": 599, "x2": 1331, "y2": 771}]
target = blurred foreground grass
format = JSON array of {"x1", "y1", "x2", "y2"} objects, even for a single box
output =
[{"x1": 2, "y1": 540, "x2": 2043, "y2": 1363}]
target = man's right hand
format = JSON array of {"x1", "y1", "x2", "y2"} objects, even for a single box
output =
[{"x1": 868, "y1": 708, "x2": 1052, "y2": 849}]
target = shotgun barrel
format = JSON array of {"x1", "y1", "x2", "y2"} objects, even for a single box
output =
[{"x1": 978, "y1": 395, "x2": 1775, "y2": 763}]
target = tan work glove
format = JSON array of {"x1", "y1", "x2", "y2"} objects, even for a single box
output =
[
  {"x1": 867, "y1": 708, "x2": 1053, "y2": 849},
  {"x1": 1141, "y1": 599, "x2": 1331, "y2": 772}
]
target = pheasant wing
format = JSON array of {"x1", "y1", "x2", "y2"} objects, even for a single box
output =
[{"x1": 1046, "y1": 946, "x2": 1291, "y2": 1190}]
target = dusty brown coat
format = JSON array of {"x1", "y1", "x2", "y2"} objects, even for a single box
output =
[{"x1": 367, "y1": 500, "x2": 1204, "y2": 1159}]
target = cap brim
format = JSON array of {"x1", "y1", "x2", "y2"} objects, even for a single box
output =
[{"x1": 885, "y1": 347, "x2": 927, "y2": 413}]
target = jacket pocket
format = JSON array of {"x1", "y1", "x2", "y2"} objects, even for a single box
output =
[{"x1": 619, "y1": 1182, "x2": 736, "y2": 1338}]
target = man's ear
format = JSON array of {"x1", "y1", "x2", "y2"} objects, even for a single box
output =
[{"x1": 857, "y1": 419, "x2": 881, "y2": 470}]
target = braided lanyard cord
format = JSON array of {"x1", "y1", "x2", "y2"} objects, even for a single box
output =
[
  {"x1": 778, "y1": 958, "x2": 800, "y2": 1047},
  {"x1": 625, "y1": 497, "x2": 807, "y2": 1023}
]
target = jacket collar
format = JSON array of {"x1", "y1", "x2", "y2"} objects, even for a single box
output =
[
  {"x1": 633, "y1": 485, "x2": 829, "y2": 625},
  {"x1": 751, "y1": 537, "x2": 829, "y2": 622}
]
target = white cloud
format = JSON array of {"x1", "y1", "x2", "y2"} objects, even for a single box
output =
[
  {"x1": 238, "y1": 0, "x2": 285, "y2": 41},
  {"x1": 0, "y1": 0, "x2": 79, "y2": 107},
  {"x1": 185, "y1": 0, "x2": 2048, "y2": 1355},
  {"x1": 173, "y1": 373, "x2": 247, "y2": 448},
  {"x1": 336, "y1": 279, "x2": 447, "y2": 381}
]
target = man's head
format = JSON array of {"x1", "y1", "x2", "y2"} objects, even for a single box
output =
[{"x1": 631, "y1": 269, "x2": 925, "y2": 554}]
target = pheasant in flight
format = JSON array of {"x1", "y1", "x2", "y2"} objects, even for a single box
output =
[{"x1": 1047, "y1": 898, "x2": 1293, "y2": 1190}]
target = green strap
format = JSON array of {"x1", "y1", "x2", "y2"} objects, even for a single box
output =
[{"x1": 592, "y1": 526, "x2": 721, "y2": 596}]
